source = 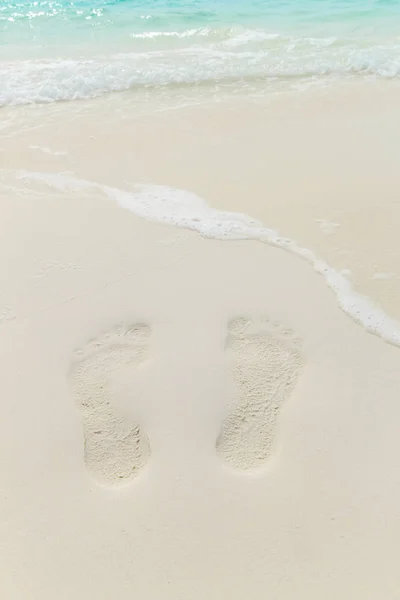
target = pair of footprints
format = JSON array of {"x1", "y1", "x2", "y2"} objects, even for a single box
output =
[{"x1": 69, "y1": 317, "x2": 303, "y2": 485}]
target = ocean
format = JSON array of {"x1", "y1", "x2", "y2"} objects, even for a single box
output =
[
  {"x1": 1, "y1": 0, "x2": 400, "y2": 106},
  {"x1": 1, "y1": 0, "x2": 400, "y2": 348}
]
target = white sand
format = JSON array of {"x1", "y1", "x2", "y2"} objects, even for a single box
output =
[{"x1": 1, "y1": 83, "x2": 400, "y2": 598}]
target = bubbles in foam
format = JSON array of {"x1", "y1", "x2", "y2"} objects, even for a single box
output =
[
  {"x1": 17, "y1": 170, "x2": 400, "y2": 347},
  {"x1": 2, "y1": 32, "x2": 400, "y2": 106}
]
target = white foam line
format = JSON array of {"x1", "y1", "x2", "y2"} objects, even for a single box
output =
[{"x1": 19, "y1": 170, "x2": 400, "y2": 347}]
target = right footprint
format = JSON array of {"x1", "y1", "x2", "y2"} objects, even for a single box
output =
[
  {"x1": 69, "y1": 324, "x2": 151, "y2": 486},
  {"x1": 216, "y1": 317, "x2": 303, "y2": 471}
]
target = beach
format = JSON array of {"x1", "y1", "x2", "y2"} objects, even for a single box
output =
[{"x1": 2, "y1": 1, "x2": 400, "y2": 597}]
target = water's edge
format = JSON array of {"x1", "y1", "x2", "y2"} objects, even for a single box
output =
[
  {"x1": 2, "y1": 0, "x2": 400, "y2": 105},
  {"x1": 15, "y1": 171, "x2": 400, "y2": 348}
]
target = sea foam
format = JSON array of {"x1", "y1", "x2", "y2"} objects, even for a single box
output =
[
  {"x1": 1, "y1": 34, "x2": 400, "y2": 106},
  {"x1": 18, "y1": 171, "x2": 400, "y2": 348}
]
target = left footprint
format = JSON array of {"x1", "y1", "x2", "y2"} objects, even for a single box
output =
[{"x1": 69, "y1": 324, "x2": 151, "y2": 486}]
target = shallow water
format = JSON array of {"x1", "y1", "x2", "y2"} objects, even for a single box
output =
[
  {"x1": 2, "y1": 0, "x2": 400, "y2": 105},
  {"x1": 1, "y1": 3, "x2": 400, "y2": 349}
]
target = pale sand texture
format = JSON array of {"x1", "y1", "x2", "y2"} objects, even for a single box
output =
[
  {"x1": 216, "y1": 316, "x2": 303, "y2": 470},
  {"x1": 69, "y1": 323, "x2": 151, "y2": 485},
  {"x1": 1, "y1": 83, "x2": 400, "y2": 598},
  {"x1": 2, "y1": 81, "x2": 400, "y2": 319},
  {"x1": 1, "y1": 174, "x2": 400, "y2": 599}
]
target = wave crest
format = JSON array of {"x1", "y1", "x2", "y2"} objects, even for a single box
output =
[{"x1": 1, "y1": 30, "x2": 400, "y2": 106}]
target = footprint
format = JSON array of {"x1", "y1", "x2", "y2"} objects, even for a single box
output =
[
  {"x1": 216, "y1": 317, "x2": 303, "y2": 471},
  {"x1": 69, "y1": 324, "x2": 151, "y2": 486}
]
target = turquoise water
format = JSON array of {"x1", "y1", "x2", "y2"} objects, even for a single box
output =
[{"x1": 1, "y1": 0, "x2": 400, "y2": 104}]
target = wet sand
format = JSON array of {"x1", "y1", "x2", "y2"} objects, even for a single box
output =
[{"x1": 1, "y1": 81, "x2": 400, "y2": 598}]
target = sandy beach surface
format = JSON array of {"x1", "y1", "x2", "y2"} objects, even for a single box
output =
[{"x1": 1, "y1": 82, "x2": 400, "y2": 598}]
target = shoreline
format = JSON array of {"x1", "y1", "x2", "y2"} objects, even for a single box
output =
[
  {"x1": 2, "y1": 80, "x2": 400, "y2": 321},
  {"x1": 1, "y1": 80, "x2": 400, "y2": 598},
  {"x1": 6, "y1": 168, "x2": 399, "y2": 349}
]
